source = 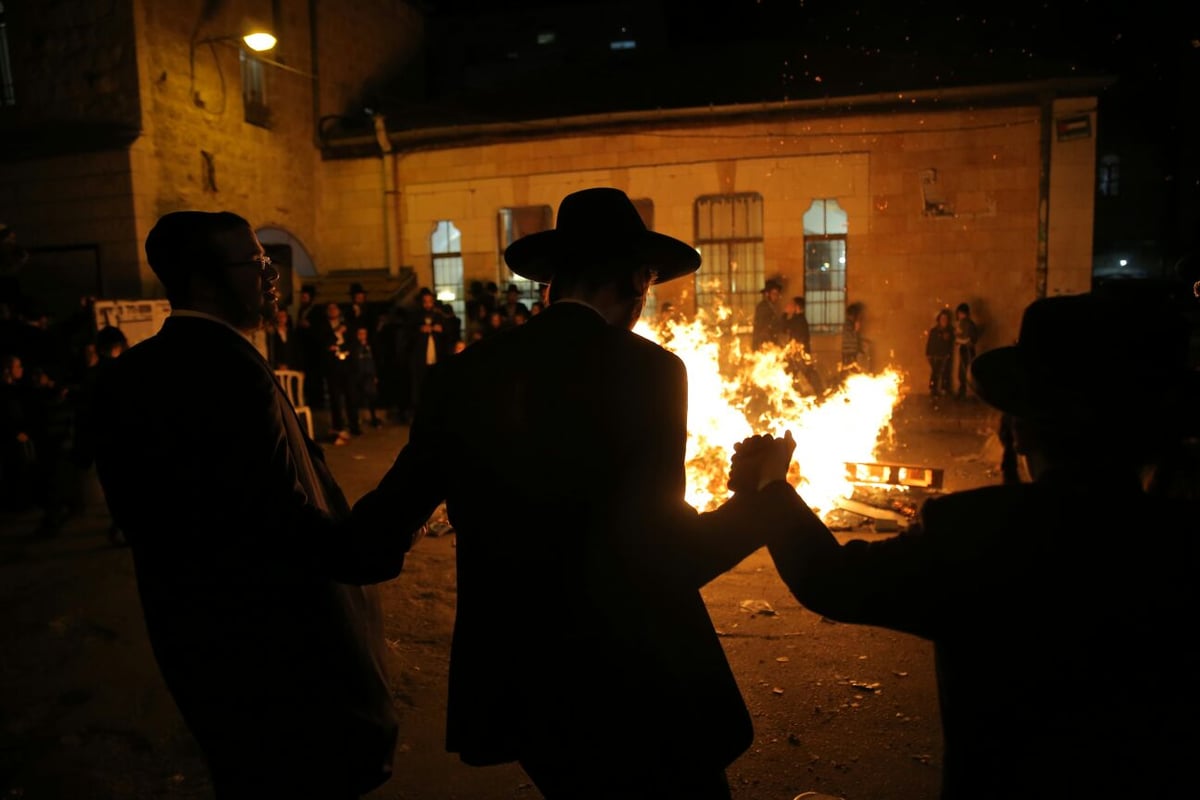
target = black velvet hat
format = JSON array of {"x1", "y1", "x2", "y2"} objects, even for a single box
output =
[
  {"x1": 503, "y1": 188, "x2": 700, "y2": 285},
  {"x1": 969, "y1": 292, "x2": 1191, "y2": 426}
]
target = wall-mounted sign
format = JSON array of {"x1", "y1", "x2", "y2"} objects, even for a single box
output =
[{"x1": 1056, "y1": 115, "x2": 1092, "y2": 141}]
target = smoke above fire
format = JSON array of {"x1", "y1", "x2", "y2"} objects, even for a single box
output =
[{"x1": 634, "y1": 309, "x2": 904, "y2": 516}]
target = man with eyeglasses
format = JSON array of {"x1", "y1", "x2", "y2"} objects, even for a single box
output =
[{"x1": 93, "y1": 211, "x2": 412, "y2": 799}]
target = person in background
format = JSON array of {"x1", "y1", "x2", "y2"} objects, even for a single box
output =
[
  {"x1": 93, "y1": 210, "x2": 412, "y2": 799},
  {"x1": 74, "y1": 325, "x2": 129, "y2": 545},
  {"x1": 840, "y1": 301, "x2": 869, "y2": 373},
  {"x1": 319, "y1": 301, "x2": 360, "y2": 444},
  {"x1": 925, "y1": 307, "x2": 955, "y2": 403},
  {"x1": 752, "y1": 279, "x2": 784, "y2": 351},
  {"x1": 753, "y1": 291, "x2": 1199, "y2": 800},
  {"x1": 440, "y1": 302, "x2": 463, "y2": 349},
  {"x1": 266, "y1": 307, "x2": 299, "y2": 371},
  {"x1": 499, "y1": 283, "x2": 530, "y2": 329},
  {"x1": 345, "y1": 282, "x2": 376, "y2": 347},
  {"x1": 782, "y1": 295, "x2": 822, "y2": 395},
  {"x1": 407, "y1": 288, "x2": 446, "y2": 419},
  {"x1": 352, "y1": 325, "x2": 382, "y2": 429},
  {"x1": 954, "y1": 301, "x2": 979, "y2": 400},
  {"x1": 294, "y1": 283, "x2": 326, "y2": 409}
]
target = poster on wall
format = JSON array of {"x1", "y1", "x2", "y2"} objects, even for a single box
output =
[
  {"x1": 92, "y1": 299, "x2": 269, "y2": 360},
  {"x1": 93, "y1": 300, "x2": 172, "y2": 347}
]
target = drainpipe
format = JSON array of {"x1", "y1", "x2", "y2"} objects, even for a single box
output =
[
  {"x1": 1036, "y1": 93, "x2": 1052, "y2": 299},
  {"x1": 373, "y1": 113, "x2": 394, "y2": 272},
  {"x1": 308, "y1": 0, "x2": 321, "y2": 149}
]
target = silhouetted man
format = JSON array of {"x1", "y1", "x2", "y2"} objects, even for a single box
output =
[{"x1": 353, "y1": 188, "x2": 803, "y2": 798}]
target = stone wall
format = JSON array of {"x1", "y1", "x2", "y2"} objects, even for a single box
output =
[
  {"x1": 371, "y1": 99, "x2": 1096, "y2": 389},
  {"x1": 1, "y1": 0, "x2": 424, "y2": 307}
]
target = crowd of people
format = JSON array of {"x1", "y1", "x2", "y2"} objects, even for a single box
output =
[
  {"x1": 270, "y1": 278, "x2": 545, "y2": 442},
  {"x1": 0, "y1": 284, "x2": 127, "y2": 537},
  {"x1": 5, "y1": 196, "x2": 1198, "y2": 799}
]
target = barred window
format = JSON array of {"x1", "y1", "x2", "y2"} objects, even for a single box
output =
[{"x1": 694, "y1": 193, "x2": 763, "y2": 331}]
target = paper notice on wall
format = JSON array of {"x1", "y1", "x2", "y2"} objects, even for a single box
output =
[
  {"x1": 94, "y1": 299, "x2": 173, "y2": 347},
  {"x1": 92, "y1": 299, "x2": 270, "y2": 360}
]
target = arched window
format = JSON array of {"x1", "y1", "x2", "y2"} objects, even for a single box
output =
[
  {"x1": 802, "y1": 199, "x2": 848, "y2": 334},
  {"x1": 431, "y1": 220, "x2": 464, "y2": 320}
]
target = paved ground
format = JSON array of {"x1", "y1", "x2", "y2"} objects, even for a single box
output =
[{"x1": 0, "y1": 395, "x2": 999, "y2": 800}]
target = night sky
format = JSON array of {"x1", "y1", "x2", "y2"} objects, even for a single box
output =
[{"x1": 407, "y1": 1, "x2": 1196, "y2": 132}]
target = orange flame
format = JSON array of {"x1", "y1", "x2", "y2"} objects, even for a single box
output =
[{"x1": 635, "y1": 310, "x2": 904, "y2": 516}]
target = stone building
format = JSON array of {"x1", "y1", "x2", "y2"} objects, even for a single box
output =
[
  {"x1": 0, "y1": 0, "x2": 424, "y2": 313},
  {"x1": 319, "y1": 79, "x2": 1102, "y2": 384},
  {"x1": 0, "y1": 1, "x2": 1102, "y2": 387}
]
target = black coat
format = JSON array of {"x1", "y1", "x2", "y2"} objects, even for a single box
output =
[
  {"x1": 94, "y1": 315, "x2": 410, "y2": 793},
  {"x1": 768, "y1": 474, "x2": 1199, "y2": 799},
  {"x1": 354, "y1": 300, "x2": 803, "y2": 772}
]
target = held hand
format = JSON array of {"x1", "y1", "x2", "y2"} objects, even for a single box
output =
[
  {"x1": 728, "y1": 432, "x2": 795, "y2": 493},
  {"x1": 758, "y1": 431, "x2": 796, "y2": 489}
]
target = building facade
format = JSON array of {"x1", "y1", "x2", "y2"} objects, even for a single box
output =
[
  {"x1": 0, "y1": 2, "x2": 1100, "y2": 391},
  {"x1": 0, "y1": 0, "x2": 422, "y2": 311},
  {"x1": 322, "y1": 81, "x2": 1101, "y2": 386}
]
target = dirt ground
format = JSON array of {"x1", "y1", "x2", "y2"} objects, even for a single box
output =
[{"x1": 0, "y1": 397, "x2": 1000, "y2": 800}]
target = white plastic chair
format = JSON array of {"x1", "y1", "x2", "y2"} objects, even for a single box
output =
[{"x1": 274, "y1": 369, "x2": 314, "y2": 439}]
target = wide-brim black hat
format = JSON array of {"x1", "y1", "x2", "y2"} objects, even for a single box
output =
[
  {"x1": 969, "y1": 292, "x2": 1191, "y2": 426},
  {"x1": 504, "y1": 188, "x2": 700, "y2": 285}
]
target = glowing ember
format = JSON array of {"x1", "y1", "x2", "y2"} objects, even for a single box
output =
[{"x1": 635, "y1": 309, "x2": 904, "y2": 517}]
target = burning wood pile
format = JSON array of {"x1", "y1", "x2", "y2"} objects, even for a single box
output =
[{"x1": 636, "y1": 308, "x2": 943, "y2": 532}]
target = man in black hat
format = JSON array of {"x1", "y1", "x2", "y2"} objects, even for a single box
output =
[
  {"x1": 345, "y1": 281, "x2": 376, "y2": 342},
  {"x1": 746, "y1": 291, "x2": 1198, "y2": 798},
  {"x1": 92, "y1": 211, "x2": 412, "y2": 798},
  {"x1": 353, "y1": 187, "x2": 804, "y2": 798},
  {"x1": 294, "y1": 282, "x2": 326, "y2": 408},
  {"x1": 752, "y1": 278, "x2": 785, "y2": 351}
]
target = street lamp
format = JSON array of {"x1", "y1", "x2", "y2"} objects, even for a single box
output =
[{"x1": 241, "y1": 29, "x2": 277, "y2": 52}]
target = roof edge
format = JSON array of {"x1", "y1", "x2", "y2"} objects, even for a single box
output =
[{"x1": 321, "y1": 75, "x2": 1114, "y2": 159}]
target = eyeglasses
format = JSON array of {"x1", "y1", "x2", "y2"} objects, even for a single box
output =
[{"x1": 225, "y1": 256, "x2": 273, "y2": 271}]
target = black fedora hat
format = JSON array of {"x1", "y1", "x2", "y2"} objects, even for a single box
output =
[
  {"x1": 969, "y1": 292, "x2": 1190, "y2": 426},
  {"x1": 503, "y1": 188, "x2": 700, "y2": 285}
]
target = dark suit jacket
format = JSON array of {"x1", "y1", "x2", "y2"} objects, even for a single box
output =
[
  {"x1": 768, "y1": 473, "x2": 1198, "y2": 799},
  {"x1": 354, "y1": 300, "x2": 803, "y2": 772},
  {"x1": 94, "y1": 315, "x2": 411, "y2": 793}
]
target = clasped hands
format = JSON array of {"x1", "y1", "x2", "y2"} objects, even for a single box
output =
[{"x1": 727, "y1": 431, "x2": 795, "y2": 494}]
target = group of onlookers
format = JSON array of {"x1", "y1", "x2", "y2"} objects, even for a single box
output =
[
  {"x1": 924, "y1": 301, "x2": 980, "y2": 402},
  {"x1": 0, "y1": 288, "x2": 127, "y2": 537},
  {"x1": 274, "y1": 279, "x2": 545, "y2": 440}
]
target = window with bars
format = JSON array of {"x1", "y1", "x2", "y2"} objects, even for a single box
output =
[
  {"x1": 694, "y1": 193, "x2": 764, "y2": 329},
  {"x1": 240, "y1": 51, "x2": 269, "y2": 128},
  {"x1": 431, "y1": 220, "x2": 465, "y2": 321},
  {"x1": 802, "y1": 199, "x2": 849, "y2": 334},
  {"x1": 497, "y1": 205, "x2": 552, "y2": 303}
]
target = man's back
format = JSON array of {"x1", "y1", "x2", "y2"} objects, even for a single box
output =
[
  {"x1": 369, "y1": 300, "x2": 759, "y2": 770},
  {"x1": 772, "y1": 477, "x2": 1198, "y2": 798}
]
